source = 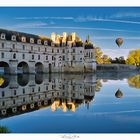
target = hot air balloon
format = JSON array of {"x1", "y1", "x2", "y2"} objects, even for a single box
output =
[
  {"x1": 115, "y1": 89, "x2": 123, "y2": 98},
  {"x1": 116, "y1": 38, "x2": 123, "y2": 47}
]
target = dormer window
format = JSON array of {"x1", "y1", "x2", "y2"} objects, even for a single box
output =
[
  {"x1": 21, "y1": 36, "x2": 26, "y2": 42},
  {"x1": 11, "y1": 35, "x2": 16, "y2": 41},
  {"x1": 1, "y1": 33, "x2": 6, "y2": 40},
  {"x1": 37, "y1": 39, "x2": 41, "y2": 45},
  {"x1": 30, "y1": 38, "x2": 34, "y2": 44},
  {"x1": 44, "y1": 40, "x2": 48, "y2": 45}
]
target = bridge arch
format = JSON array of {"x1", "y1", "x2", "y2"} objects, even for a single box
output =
[
  {"x1": 0, "y1": 61, "x2": 10, "y2": 74},
  {"x1": 17, "y1": 61, "x2": 29, "y2": 74}
]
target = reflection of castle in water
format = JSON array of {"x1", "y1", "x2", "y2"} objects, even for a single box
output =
[{"x1": 0, "y1": 74, "x2": 96, "y2": 118}]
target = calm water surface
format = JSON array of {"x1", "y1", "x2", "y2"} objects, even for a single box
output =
[{"x1": 0, "y1": 72, "x2": 140, "y2": 133}]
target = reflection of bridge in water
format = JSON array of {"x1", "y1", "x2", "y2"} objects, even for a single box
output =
[{"x1": 0, "y1": 74, "x2": 96, "y2": 118}]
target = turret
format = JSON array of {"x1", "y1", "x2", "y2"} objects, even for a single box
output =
[{"x1": 51, "y1": 32, "x2": 56, "y2": 42}]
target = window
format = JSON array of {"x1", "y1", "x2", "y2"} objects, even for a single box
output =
[
  {"x1": 2, "y1": 101, "x2": 5, "y2": 106},
  {"x1": 30, "y1": 38, "x2": 34, "y2": 43},
  {"x1": 1, "y1": 43, "x2": 4, "y2": 48},
  {"x1": 73, "y1": 56, "x2": 75, "y2": 60},
  {"x1": 46, "y1": 86, "x2": 48, "y2": 90},
  {"x1": 45, "y1": 48, "x2": 47, "y2": 52},
  {"x1": 23, "y1": 45, "x2": 25, "y2": 50},
  {"x1": 37, "y1": 39, "x2": 41, "y2": 44},
  {"x1": 73, "y1": 49, "x2": 75, "y2": 53},
  {"x1": 31, "y1": 46, "x2": 33, "y2": 51},
  {"x1": 32, "y1": 88, "x2": 34, "y2": 92},
  {"x1": 63, "y1": 49, "x2": 65, "y2": 53},
  {"x1": 23, "y1": 97, "x2": 25, "y2": 102},
  {"x1": 1, "y1": 33, "x2": 6, "y2": 39},
  {"x1": 12, "y1": 44, "x2": 15, "y2": 49},
  {"x1": 52, "y1": 56, "x2": 54, "y2": 60},
  {"x1": 73, "y1": 86, "x2": 75, "y2": 90},
  {"x1": 38, "y1": 47, "x2": 40, "y2": 52},
  {"x1": 2, "y1": 91, "x2": 4, "y2": 97},
  {"x1": 14, "y1": 90, "x2": 16, "y2": 95},
  {"x1": 31, "y1": 96, "x2": 33, "y2": 101},
  {"x1": 38, "y1": 87, "x2": 40, "y2": 92},
  {"x1": 38, "y1": 55, "x2": 40, "y2": 60},
  {"x1": 91, "y1": 52, "x2": 93, "y2": 58},
  {"x1": 32, "y1": 55, "x2": 34, "y2": 60},
  {"x1": 52, "y1": 49, "x2": 54, "y2": 53},
  {"x1": 13, "y1": 53, "x2": 16, "y2": 59},
  {"x1": 1, "y1": 52, "x2": 4, "y2": 58},
  {"x1": 57, "y1": 49, "x2": 59, "y2": 53},
  {"x1": 80, "y1": 51, "x2": 82, "y2": 53},
  {"x1": 11, "y1": 35, "x2": 16, "y2": 41},
  {"x1": 21, "y1": 37, "x2": 26, "y2": 42},
  {"x1": 13, "y1": 99, "x2": 16, "y2": 104},
  {"x1": 44, "y1": 40, "x2": 48, "y2": 45},
  {"x1": 39, "y1": 95, "x2": 40, "y2": 99},
  {"x1": 46, "y1": 56, "x2": 48, "y2": 60},
  {"x1": 63, "y1": 85, "x2": 65, "y2": 90},
  {"x1": 23, "y1": 88, "x2": 25, "y2": 94},
  {"x1": 80, "y1": 58, "x2": 82, "y2": 60},
  {"x1": 22, "y1": 54, "x2": 25, "y2": 59},
  {"x1": 63, "y1": 56, "x2": 65, "y2": 61}
]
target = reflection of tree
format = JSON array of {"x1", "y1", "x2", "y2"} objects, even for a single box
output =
[
  {"x1": 0, "y1": 126, "x2": 10, "y2": 133},
  {"x1": 0, "y1": 77, "x2": 5, "y2": 86},
  {"x1": 128, "y1": 75, "x2": 140, "y2": 89},
  {"x1": 95, "y1": 80, "x2": 102, "y2": 92}
]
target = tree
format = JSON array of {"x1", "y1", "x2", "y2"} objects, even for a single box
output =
[
  {"x1": 126, "y1": 49, "x2": 140, "y2": 66},
  {"x1": 95, "y1": 47, "x2": 111, "y2": 64},
  {"x1": 111, "y1": 56, "x2": 126, "y2": 64}
]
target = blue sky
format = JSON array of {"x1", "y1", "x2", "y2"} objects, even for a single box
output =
[{"x1": 0, "y1": 7, "x2": 140, "y2": 58}]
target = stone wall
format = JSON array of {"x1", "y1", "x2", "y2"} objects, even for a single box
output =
[{"x1": 97, "y1": 64, "x2": 137, "y2": 71}]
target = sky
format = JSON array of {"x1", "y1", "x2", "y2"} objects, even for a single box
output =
[{"x1": 0, "y1": 7, "x2": 140, "y2": 59}]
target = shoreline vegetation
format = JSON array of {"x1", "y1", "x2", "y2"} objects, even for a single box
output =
[
  {"x1": 97, "y1": 64, "x2": 139, "y2": 71},
  {"x1": 0, "y1": 126, "x2": 10, "y2": 133},
  {"x1": 95, "y1": 47, "x2": 140, "y2": 72}
]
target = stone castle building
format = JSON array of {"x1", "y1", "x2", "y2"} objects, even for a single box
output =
[{"x1": 0, "y1": 28, "x2": 96, "y2": 74}]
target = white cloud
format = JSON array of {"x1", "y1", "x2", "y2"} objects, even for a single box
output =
[
  {"x1": 94, "y1": 36, "x2": 140, "y2": 40},
  {"x1": 14, "y1": 26, "x2": 139, "y2": 33},
  {"x1": 15, "y1": 16, "x2": 74, "y2": 20},
  {"x1": 74, "y1": 16, "x2": 140, "y2": 25},
  {"x1": 16, "y1": 16, "x2": 140, "y2": 25},
  {"x1": 110, "y1": 12, "x2": 140, "y2": 18},
  {"x1": 9, "y1": 22, "x2": 48, "y2": 29}
]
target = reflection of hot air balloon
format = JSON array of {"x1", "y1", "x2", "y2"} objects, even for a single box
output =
[
  {"x1": 116, "y1": 38, "x2": 123, "y2": 47},
  {"x1": 115, "y1": 89, "x2": 123, "y2": 98}
]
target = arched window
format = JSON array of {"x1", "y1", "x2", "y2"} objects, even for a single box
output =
[
  {"x1": 11, "y1": 35, "x2": 16, "y2": 41},
  {"x1": 37, "y1": 39, "x2": 41, "y2": 44},
  {"x1": 30, "y1": 38, "x2": 34, "y2": 43},
  {"x1": 13, "y1": 53, "x2": 16, "y2": 59},
  {"x1": 44, "y1": 40, "x2": 48, "y2": 45},
  {"x1": 1, "y1": 52, "x2": 4, "y2": 58},
  {"x1": 1, "y1": 33, "x2": 6, "y2": 39},
  {"x1": 21, "y1": 36, "x2": 26, "y2": 42}
]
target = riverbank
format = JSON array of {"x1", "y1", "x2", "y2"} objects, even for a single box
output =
[{"x1": 97, "y1": 64, "x2": 138, "y2": 72}]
